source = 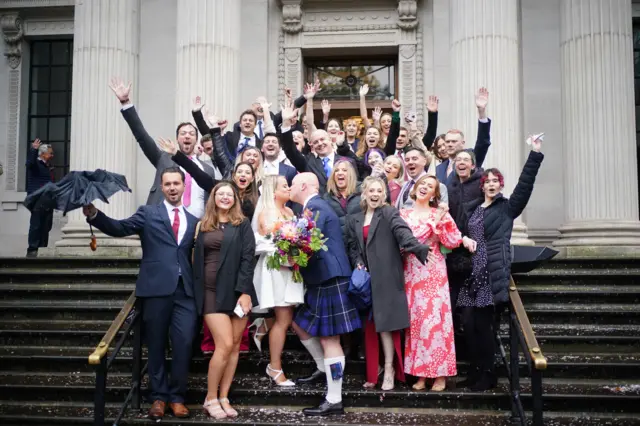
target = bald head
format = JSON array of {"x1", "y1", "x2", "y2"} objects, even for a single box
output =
[{"x1": 290, "y1": 172, "x2": 320, "y2": 204}]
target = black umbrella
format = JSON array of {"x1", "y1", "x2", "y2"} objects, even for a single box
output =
[
  {"x1": 23, "y1": 169, "x2": 132, "y2": 250},
  {"x1": 511, "y1": 245, "x2": 558, "y2": 274}
]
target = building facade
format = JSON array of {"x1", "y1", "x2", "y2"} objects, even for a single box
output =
[{"x1": 0, "y1": 0, "x2": 639, "y2": 258}]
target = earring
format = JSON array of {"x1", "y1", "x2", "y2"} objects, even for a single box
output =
[{"x1": 429, "y1": 197, "x2": 434, "y2": 202}]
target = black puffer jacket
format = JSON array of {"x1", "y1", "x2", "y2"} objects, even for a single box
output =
[
  {"x1": 461, "y1": 151, "x2": 544, "y2": 303},
  {"x1": 323, "y1": 191, "x2": 362, "y2": 236}
]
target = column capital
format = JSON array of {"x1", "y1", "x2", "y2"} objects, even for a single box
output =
[
  {"x1": 0, "y1": 12, "x2": 24, "y2": 69},
  {"x1": 281, "y1": 0, "x2": 303, "y2": 34},
  {"x1": 397, "y1": 0, "x2": 418, "y2": 31}
]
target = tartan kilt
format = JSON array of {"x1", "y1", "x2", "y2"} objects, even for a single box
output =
[{"x1": 294, "y1": 277, "x2": 362, "y2": 337}]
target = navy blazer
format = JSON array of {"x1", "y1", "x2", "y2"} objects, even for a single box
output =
[
  {"x1": 26, "y1": 148, "x2": 52, "y2": 194},
  {"x1": 279, "y1": 162, "x2": 297, "y2": 186},
  {"x1": 436, "y1": 118, "x2": 492, "y2": 184},
  {"x1": 89, "y1": 204, "x2": 198, "y2": 298},
  {"x1": 302, "y1": 195, "x2": 352, "y2": 286}
]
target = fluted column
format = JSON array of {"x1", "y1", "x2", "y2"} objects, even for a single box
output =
[
  {"x1": 175, "y1": 0, "x2": 240, "y2": 124},
  {"x1": 553, "y1": 0, "x2": 640, "y2": 257},
  {"x1": 56, "y1": 0, "x2": 140, "y2": 256},
  {"x1": 449, "y1": 0, "x2": 531, "y2": 245}
]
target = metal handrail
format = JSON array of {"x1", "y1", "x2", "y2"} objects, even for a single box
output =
[
  {"x1": 509, "y1": 277, "x2": 547, "y2": 370},
  {"x1": 88, "y1": 292, "x2": 137, "y2": 365}
]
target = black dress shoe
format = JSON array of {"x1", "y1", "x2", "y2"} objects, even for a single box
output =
[
  {"x1": 470, "y1": 371, "x2": 497, "y2": 391},
  {"x1": 302, "y1": 399, "x2": 344, "y2": 416},
  {"x1": 296, "y1": 369, "x2": 325, "y2": 385},
  {"x1": 457, "y1": 367, "x2": 480, "y2": 388}
]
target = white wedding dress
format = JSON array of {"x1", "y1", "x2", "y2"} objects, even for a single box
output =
[{"x1": 252, "y1": 209, "x2": 304, "y2": 313}]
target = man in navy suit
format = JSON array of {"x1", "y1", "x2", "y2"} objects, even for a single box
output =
[
  {"x1": 289, "y1": 173, "x2": 361, "y2": 416},
  {"x1": 435, "y1": 87, "x2": 492, "y2": 184},
  {"x1": 261, "y1": 132, "x2": 297, "y2": 186},
  {"x1": 25, "y1": 138, "x2": 54, "y2": 258},
  {"x1": 82, "y1": 167, "x2": 198, "y2": 421}
]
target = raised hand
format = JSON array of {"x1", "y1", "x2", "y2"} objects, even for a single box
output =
[
  {"x1": 527, "y1": 133, "x2": 543, "y2": 153},
  {"x1": 462, "y1": 236, "x2": 477, "y2": 253},
  {"x1": 260, "y1": 102, "x2": 272, "y2": 114},
  {"x1": 321, "y1": 99, "x2": 331, "y2": 115},
  {"x1": 193, "y1": 96, "x2": 203, "y2": 112},
  {"x1": 372, "y1": 106, "x2": 382, "y2": 122},
  {"x1": 435, "y1": 203, "x2": 449, "y2": 222},
  {"x1": 280, "y1": 96, "x2": 296, "y2": 126},
  {"x1": 476, "y1": 87, "x2": 489, "y2": 110},
  {"x1": 359, "y1": 84, "x2": 369, "y2": 97},
  {"x1": 303, "y1": 82, "x2": 317, "y2": 100},
  {"x1": 218, "y1": 119, "x2": 228, "y2": 132},
  {"x1": 313, "y1": 78, "x2": 321, "y2": 94},
  {"x1": 426, "y1": 95, "x2": 439, "y2": 113},
  {"x1": 391, "y1": 99, "x2": 401, "y2": 112},
  {"x1": 109, "y1": 77, "x2": 132, "y2": 103},
  {"x1": 334, "y1": 131, "x2": 346, "y2": 146},
  {"x1": 156, "y1": 137, "x2": 179, "y2": 156},
  {"x1": 31, "y1": 138, "x2": 42, "y2": 150},
  {"x1": 284, "y1": 87, "x2": 293, "y2": 100}
]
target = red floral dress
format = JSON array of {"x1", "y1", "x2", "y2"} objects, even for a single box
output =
[{"x1": 400, "y1": 208, "x2": 462, "y2": 378}]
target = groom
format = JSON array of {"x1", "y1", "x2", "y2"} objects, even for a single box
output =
[{"x1": 289, "y1": 172, "x2": 361, "y2": 416}]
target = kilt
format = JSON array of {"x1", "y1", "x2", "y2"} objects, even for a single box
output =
[{"x1": 294, "y1": 277, "x2": 362, "y2": 337}]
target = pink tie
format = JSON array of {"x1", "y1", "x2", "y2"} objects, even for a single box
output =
[{"x1": 183, "y1": 158, "x2": 192, "y2": 207}]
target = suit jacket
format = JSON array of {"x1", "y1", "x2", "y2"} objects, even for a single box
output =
[
  {"x1": 302, "y1": 195, "x2": 352, "y2": 286},
  {"x1": 436, "y1": 118, "x2": 492, "y2": 184},
  {"x1": 192, "y1": 219, "x2": 257, "y2": 313},
  {"x1": 278, "y1": 162, "x2": 297, "y2": 186},
  {"x1": 345, "y1": 206, "x2": 428, "y2": 332},
  {"x1": 121, "y1": 106, "x2": 217, "y2": 206},
  {"x1": 26, "y1": 148, "x2": 52, "y2": 194},
  {"x1": 89, "y1": 205, "x2": 198, "y2": 299}
]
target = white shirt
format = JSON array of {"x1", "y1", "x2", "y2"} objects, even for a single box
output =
[
  {"x1": 263, "y1": 158, "x2": 280, "y2": 176},
  {"x1": 180, "y1": 156, "x2": 206, "y2": 219},
  {"x1": 302, "y1": 193, "x2": 319, "y2": 211},
  {"x1": 164, "y1": 200, "x2": 187, "y2": 245},
  {"x1": 238, "y1": 133, "x2": 257, "y2": 149}
]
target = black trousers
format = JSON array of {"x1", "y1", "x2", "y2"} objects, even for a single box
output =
[
  {"x1": 461, "y1": 306, "x2": 496, "y2": 374},
  {"x1": 27, "y1": 210, "x2": 53, "y2": 252}
]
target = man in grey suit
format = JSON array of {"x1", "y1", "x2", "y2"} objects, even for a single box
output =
[{"x1": 109, "y1": 78, "x2": 216, "y2": 218}]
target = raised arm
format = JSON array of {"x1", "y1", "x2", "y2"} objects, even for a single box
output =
[
  {"x1": 508, "y1": 137, "x2": 544, "y2": 219},
  {"x1": 273, "y1": 87, "x2": 307, "y2": 129},
  {"x1": 422, "y1": 95, "x2": 439, "y2": 150},
  {"x1": 213, "y1": 131, "x2": 234, "y2": 179},
  {"x1": 384, "y1": 100, "x2": 402, "y2": 156},
  {"x1": 473, "y1": 87, "x2": 492, "y2": 168},
  {"x1": 26, "y1": 139, "x2": 41, "y2": 170},
  {"x1": 110, "y1": 78, "x2": 163, "y2": 168},
  {"x1": 359, "y1": 85, "x2": 371, "y2": 130},
  {"x1": 85, "y1": 204, "x2": 146, "y2": 238},
  {"x1": 191, "y1": 96, "x2": 213, "y2": 137},
  {"x1": 304, "y1": 80, "x2": 319, "y2": 134},
  {"x1": 157, "y1": 137, "x2": 218, "y2": 192}
]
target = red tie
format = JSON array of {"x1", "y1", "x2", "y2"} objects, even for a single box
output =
[{"x1": 172, "y1": 208, "x2": 180, "y2": 242}]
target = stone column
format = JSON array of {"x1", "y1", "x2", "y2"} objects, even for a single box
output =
[
  {"x1": 56, "y1": 0, "x2": 140, "y2": 256},
  {"x1": 449, "y1": 0, "x2": 532, "y2": 245},
  {"x1": 281, "y1": 0, "x2": 303, "y2": 105},
  {"x1": 553, "y1": 0, "x2": 640, "y2": 258},
  {"x1": 175, "y1": 0, "x2": 241, "y2": 124}
]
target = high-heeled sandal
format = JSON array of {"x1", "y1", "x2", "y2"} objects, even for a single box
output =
[
  {"x1": 203, "y1": 398, "x2": 227, "y2": 419},
  {"x1": 381, "y1": 363, "x2": 395, "y2": 391},
  {"x1": 248, "y1": 318, "x2": 268, "y2": 352},
  {"x1": 266, "y1": 364, "x2": 295, "y2": 387},
  {"x1": 431, "y1": 377, "x2": 447, "y2": 392},
  {"x1": 219, "y1": 397, "x2": 238, "y2": 418}
]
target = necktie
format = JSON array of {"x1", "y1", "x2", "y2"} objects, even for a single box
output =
[
  {"x1": 183, "y1": 157, "x2": 192, "y2": 207},
  {"x1": 258, "y1": 120, "x2": 264, "y2": 139},
  {"x1": 237, "y1": 137, "x2": 250, "y2": 153},
  {"x1": 172, "y1": 208, "x2": 180, "y2": 243},
  {"x1": 322, "y1": 157, "x2": 331, "y2": 178},
  {"x1": 402, "y1": 179, "x2": 415, "y2": 204},
  {"x1": 446, "y1": 160, "x2": 454, "y2": 178}
]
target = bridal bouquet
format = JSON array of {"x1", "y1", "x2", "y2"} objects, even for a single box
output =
[{"x1": 266, "y1": 209, "x2": 328, "y2": 283}]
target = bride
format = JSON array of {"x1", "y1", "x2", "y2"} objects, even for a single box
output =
[{"x1": 251, "y1": 175, "x2": 304, "y2": 386}]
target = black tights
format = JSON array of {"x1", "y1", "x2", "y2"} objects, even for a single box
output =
[{"x1": 461, "y1": 306, "x2": 496, "y2": 374}]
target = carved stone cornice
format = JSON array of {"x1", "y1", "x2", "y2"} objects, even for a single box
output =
[
  {"x1": 281, "y1": 0, "x2": 303, "y2": 34},
  {"x1": 397, "y1": 0, "x2": 418, "y2": 30},
  {"x1": 1, "y1": 13, "x2": 24, "y2": 69}
]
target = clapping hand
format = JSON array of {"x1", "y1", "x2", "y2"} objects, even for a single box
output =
[
  {"x1": 156, "y1": 137, "x2": 179, "y2": 156},
  {"x1": 109, "y1": 77, "x2": 131, "y2": 103},
  {"x1": 31, "y1": 138, "x2": 42, "y2": 150},
  {"x1": 426, "y1": 95, "x2": 439, "y2": 113},
  {"x1": 391, "y1": 99, "x2": 401, "y2": 113},
  {"x1": 462, "y1": 236, "x2": 477, "y2": 253}
]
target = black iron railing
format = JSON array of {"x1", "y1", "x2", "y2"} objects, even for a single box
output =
[
  {"x1": 88, "y1": 293, "x2": 145, "y2": 426},
  {"x1": 498, "y1": 276, "x2": 547, "y2": 426}
]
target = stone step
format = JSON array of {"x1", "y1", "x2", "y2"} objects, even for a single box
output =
[
  {"x1": 0, "y1": 257, "x2": 141, "y2": 270},
  {"x1": 524, "y1": 303, "x2": 640, "y2": 325},
  {"x1": 516, "y1": 284, "x2": 640, "y2": 304},
  {"x1": 0, "y1": 268, "x2": 138, "y2": 284},
  {"x1": 1, "y1": 372, "x2": 638, "y2": 413},
  {"x1": 0, "y1": 283, "x2": 134, "y2": 301}
]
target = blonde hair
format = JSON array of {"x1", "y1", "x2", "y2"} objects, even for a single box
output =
[
  {"x1": 355, "y1": 127, "x2": 385, "y2": 158},
  {"x1": 359, "y1": 176, "x2": 388, "y2": 211},
  {"x1": 257, "y1": 175, "x2": 282, "y2": 213},
  {"x1": 235, "y1": 146, "x2": 264, "y2": 186},
  {"x1": 201, "y1": 182, "x2": 245, "y2": 231},
  {"x1": 326, "y1": 159, "x2": 358, "y2": 198},
  {"x1": 384, "y1": 155, "x2": 405, "y2": 184}
]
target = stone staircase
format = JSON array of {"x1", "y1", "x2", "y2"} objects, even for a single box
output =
[{"x1": 0, "y1": 257, "x2": 638, "y2": 425}]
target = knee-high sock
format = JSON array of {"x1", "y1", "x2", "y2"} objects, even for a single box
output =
[
  {"x1": 380, "y1": 331, "x2": 394, "y2": 367},
  {"x1": 324, "y1": 356, "x2": 345, "y2": 404},
  {"x1": 301, "y1": 337, "x2": 325, "y2": 372}
]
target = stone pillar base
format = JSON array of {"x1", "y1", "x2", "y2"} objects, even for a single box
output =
[
  {"x1": 553, "y1": 221, "x2": 640, "y2": 259},
  {"x1": 511, "y1": 223, "x2": 535, "y2": 247},
  {"x1": 54, "y1": 225, "x2": 141, "y2": 258}
]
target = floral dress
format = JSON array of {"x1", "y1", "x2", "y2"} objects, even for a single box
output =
[{"x1": 400, "y1": 208, "x2": 462, "y2": 378}]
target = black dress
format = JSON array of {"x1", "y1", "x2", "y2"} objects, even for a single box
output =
[{"x1": 203, "y1": 227, "x2": 228, "y2": 314}]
